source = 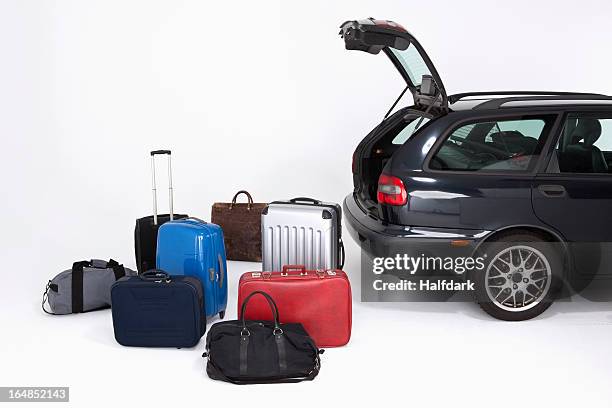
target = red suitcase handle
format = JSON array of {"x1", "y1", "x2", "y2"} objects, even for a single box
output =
[{"x1": 281, "y1": 265, "x2": 307, "y2": 275}]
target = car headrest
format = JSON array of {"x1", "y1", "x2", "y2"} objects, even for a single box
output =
[
  {"x1": 570, "y1": 118, "x2": 602, "y2": 146},
  {"x1": 490, "y1": 131, "x2": 525, "y2": 144}
]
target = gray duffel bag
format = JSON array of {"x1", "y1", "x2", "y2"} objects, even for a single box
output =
[{"x1": 43, "y1": 259, "x2": 136, "y2": 315}]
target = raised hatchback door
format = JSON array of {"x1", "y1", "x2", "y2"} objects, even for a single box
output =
[{"x1": 339, "y1": 18, "x2": 447, "y2": 108}]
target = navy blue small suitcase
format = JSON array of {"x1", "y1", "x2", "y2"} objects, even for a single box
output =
[{"x1": 111, "y1": 270, "x2": 205, "y2": 348}]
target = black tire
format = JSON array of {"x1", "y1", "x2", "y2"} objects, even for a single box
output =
[{"x1": 473, "y1": 231, "x2": 563, "y2": 321}]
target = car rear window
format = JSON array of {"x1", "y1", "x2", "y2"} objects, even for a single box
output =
[
  {"x1": 389, "y1": 45, "x2": 431, "y2": 87},
  {"x1": 429, "y1": 116, "x2": 556, "y2": 173}
]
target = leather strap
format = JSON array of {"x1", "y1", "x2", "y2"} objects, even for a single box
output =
[
  {"x1": 239, "y1": 291, "x2": 281, "y2": 331},
  {"x1": 204, "y1": 357, "x2": 320, "y2": 385},
  {"x1": 71, "y1": 261, "x2": 89, "y2": 313},
  {"x1": 71, "y1": 259, "x2": 125, "y2": 313},
  {"x1": 230, "y1": 190, "x2": 254, "y2": 210},
  {"x1": 275, "y1": 332, "x2": 287, "y2": 373},
  {"x1": 240, "y1": 334, "x2": 249, "y2": 376}
]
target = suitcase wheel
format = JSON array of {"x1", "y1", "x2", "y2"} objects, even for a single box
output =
[{"x1": 219, "y1": 310, "x2": 225, "y2": 319}]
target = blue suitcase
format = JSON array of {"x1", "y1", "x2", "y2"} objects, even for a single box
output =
[
  {"x1": 156, "y1": 218, "x2": 228, "y2": 319},
  {"x1": 110, "y1": 270, "x2": 205, "y2": 348}
]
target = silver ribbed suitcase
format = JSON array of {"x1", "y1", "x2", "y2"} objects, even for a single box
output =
[{"x1": 261, "y1": 197, "x2": 344, "y2": 271}]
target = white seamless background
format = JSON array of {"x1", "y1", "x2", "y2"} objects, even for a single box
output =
[{"x1": 2, "y1": 1, "x2": 612, "y2": 407}]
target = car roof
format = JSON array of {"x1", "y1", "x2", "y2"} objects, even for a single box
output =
[{"x1": 448, "y1": 92, "x2": 612, "y2": 112}]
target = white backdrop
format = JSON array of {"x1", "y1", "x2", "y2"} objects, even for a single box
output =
[{"x1": 3, "y1": 1, "x2": 612, "y2": 407}]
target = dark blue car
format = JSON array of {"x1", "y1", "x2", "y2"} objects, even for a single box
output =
[{"x1": 340, "y1": 18, "x2": 612, "y2": 320}]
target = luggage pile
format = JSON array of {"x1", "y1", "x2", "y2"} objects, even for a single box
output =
[{"x1": 42, "y1": 150, "x2": 352, "y2": 385}]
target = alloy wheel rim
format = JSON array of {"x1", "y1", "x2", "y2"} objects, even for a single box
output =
[{"x1": 484, "y1": 245, "x2": 552, "y2": 312}]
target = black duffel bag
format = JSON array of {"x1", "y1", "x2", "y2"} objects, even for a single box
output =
[{"x1": 203, "y1": 290, "x2": 323, "y2": 384}]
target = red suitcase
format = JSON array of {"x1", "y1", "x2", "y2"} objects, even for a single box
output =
[{"x1": 238, "y1": 265, "x2": 352, "y2": 347}]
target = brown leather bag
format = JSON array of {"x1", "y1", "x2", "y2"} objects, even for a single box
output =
[{"x1": 211, "y1": 191, "x2": 267, "y2": 262}]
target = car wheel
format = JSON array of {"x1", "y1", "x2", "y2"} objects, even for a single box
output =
[{"x1": 474, "y1": 231, "x2": 562, "y2": 321}]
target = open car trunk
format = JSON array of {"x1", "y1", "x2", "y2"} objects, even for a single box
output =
[
  {"x1": 353, "y1": 109, "x2": 432, "y2": 212},
  {"x1": 340, "y1": 18, "x2": 445, "y2": 213}
]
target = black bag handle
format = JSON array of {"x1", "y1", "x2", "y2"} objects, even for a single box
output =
[
  {"x1": 239, "y1": 291, "x2": 281, "y2": 332},
  {"x1": 230, "y1": 190, "x2": 254, "y2": 210},
  {"x1": 139, "y1": 269, "x2": 171, "y2": 282},
  {"x1": 85, "y1": 259, "x2": 126, "y2": 279},
  {"x1": 289, "y1": 197, "x2": 321, "y2": 205},
  {"x1": 106, "y1": 259, "x2": 126, "y2": 280}
]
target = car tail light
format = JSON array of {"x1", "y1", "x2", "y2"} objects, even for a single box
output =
[{"x1": 377, "y1": 174, "x2": 407, "y2": 206}]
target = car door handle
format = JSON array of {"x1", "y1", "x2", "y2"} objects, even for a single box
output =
[{"x1": 538, "y1": 184, "x2": 566, "y2": 197}]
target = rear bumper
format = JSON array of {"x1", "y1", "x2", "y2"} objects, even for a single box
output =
[{"x1": 343, "y1": 193, "x2": 490, "y2": 260}]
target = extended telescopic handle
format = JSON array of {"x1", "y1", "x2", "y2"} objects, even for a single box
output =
[
  {"x1": 150, "y1": 149, "x2": 174, "y2": 225},
  {"x1": 150, "y1": 150, "x2": 171, "y2": 156}
]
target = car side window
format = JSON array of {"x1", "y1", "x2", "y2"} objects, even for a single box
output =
[
  {"x1": 555, "y1": 115, "x2": 612, "y2": 174},
  {"x1": 429, "y1": 116, "x2": 553, "y2": 172}
]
